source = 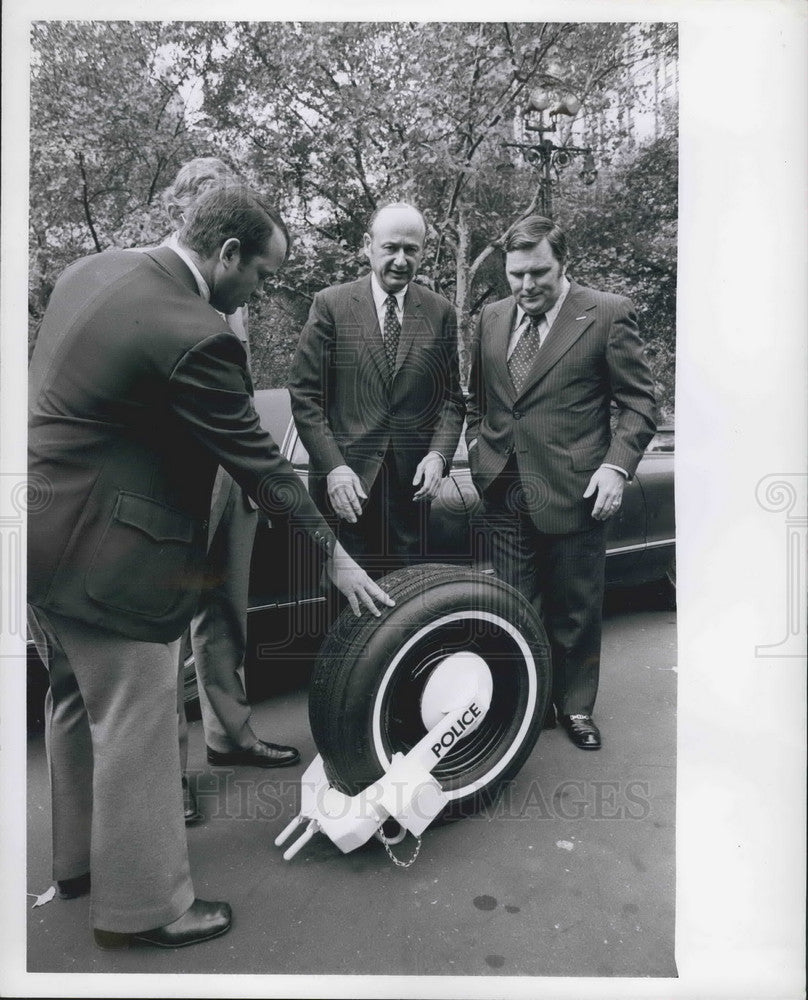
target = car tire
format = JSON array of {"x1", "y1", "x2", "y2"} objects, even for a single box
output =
[{"x1": 309, "y1": 564, "x2": 551, "y2": 820}]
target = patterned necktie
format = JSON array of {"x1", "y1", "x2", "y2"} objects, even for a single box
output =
[
  {"x1": 508, "y1": 314, "x2": 544, "y2": 392},
  {"x1": 383, "y1": 294, "x2": 400, "y2": 380}
]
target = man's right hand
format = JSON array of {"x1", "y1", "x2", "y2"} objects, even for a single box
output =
[
  {"x1": 326, "y1": 542, "x2": 395, "y2": 617},
  {"x1": 327, "y1": 465, "x2": 367, "y2": 522}
]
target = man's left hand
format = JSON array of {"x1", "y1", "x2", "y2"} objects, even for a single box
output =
[
  {"x1": 584, "y1": 466, "x2": 626, "y2": 521},
  {"x1": 412, "y1": 452, "x2": 444, "y2": 501}
]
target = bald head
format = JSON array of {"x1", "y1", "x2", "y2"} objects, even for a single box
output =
[{"x1": 364, "y1": 202, "x2": 426, "y2": 293}]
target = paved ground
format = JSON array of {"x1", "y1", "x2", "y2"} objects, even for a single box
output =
[{"x1": 23, "y1": 586, "x2": 677, "y2": 987}]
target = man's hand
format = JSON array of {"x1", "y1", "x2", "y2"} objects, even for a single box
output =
[
  {"x1": 584, "y1": 465, "x2": 626, "y2": 521},
  {"x1": 412, "y1": 451, "x2": 444, "y2": 502},
  {"x1": 327, "y1": 465, "x2": 366, "y2": 523},
  {"x1": 325, "y1": 542, "x2": 395, "y2": 617}
]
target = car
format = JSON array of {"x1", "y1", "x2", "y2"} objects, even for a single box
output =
[{"x1": 27, "y1": 388, "x2": 675, "y2": 722}]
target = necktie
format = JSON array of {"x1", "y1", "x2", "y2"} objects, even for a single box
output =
[
  {"x1": 383, "y1": 294, "x2": 400, "y2": 380},
  {"x1": 508, "y1": 314, "x2": 544, "y2": 392}
]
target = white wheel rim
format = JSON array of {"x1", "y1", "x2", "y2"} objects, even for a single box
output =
[{"x1": 370, "y1": 611, "x2": 538, "y2": 801}]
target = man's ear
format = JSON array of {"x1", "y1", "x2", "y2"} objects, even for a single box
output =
[
  {"x1": 362, "y1": 232, "x2": 372, "y2": 258},
  {"x1": 219, "y1": 238, "x2": 241, "y2": 267},
  {"x1": 166, "y1": 204, "x2": 185, "y2": 228}
]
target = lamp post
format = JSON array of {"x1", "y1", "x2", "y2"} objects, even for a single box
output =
[{"x1": 505, "y1": 88, "x2": 597, "y2": 218}]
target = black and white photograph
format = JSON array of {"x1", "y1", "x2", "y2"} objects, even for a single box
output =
[{"x1": 1, "y1": 2, "x2": 805, "y2": 999}]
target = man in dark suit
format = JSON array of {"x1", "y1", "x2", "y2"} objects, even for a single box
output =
[
  {"x1": 28, "y1": 186, "x2": 391, "y2": 949},
  {"x1": 289, "y1": 203, "x2": 464, "y2": 574},
  {"x1": 158, "y1": 159, "x2": 300, "y2": 800},
  {"x1": 466, "y1": 215, "x2": 656, "y2": 750}
]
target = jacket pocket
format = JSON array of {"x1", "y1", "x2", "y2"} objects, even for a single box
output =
[
  {"x1": 570, "y1": 446, "x2": 604, "y2": 472},
  {"x1": 85, "y1": 492, "x2": 200, "y2": 619}
]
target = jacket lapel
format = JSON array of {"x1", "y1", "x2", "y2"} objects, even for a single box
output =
[
  {"x1": 349, "y1": 275, "x2": 389, "y2": 381},
  {"x1": 488, "y1": 299, "x2": 518, "y2": 400},
  {"x1": 394, "y1": 282, "x2": 423, "y2": 373},
  {"x1": 516, "y1": 282, "x2": 596, "y2": 396}
]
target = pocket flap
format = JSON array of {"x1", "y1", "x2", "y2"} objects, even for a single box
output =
[{"x1": 114, "y1": 492, "x2": 194, "y2": 544}]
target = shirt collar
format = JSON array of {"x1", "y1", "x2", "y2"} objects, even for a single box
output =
[
  {"x1": 164, "y1": 232, "x2": 211, "y2": 303},
  {"x1": 515, "y1": 274, "x2": 570, "y2": 329},
  {"x1": 370, "y1": 272, "x2": 407, "y2": 312}
]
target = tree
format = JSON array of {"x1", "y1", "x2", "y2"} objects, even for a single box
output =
[
  {"x1": 561, "y1": 112, "x2": 678, "y2": 417},
  {"x1": 28, "y1": 20, "x2": 677, "y2": 414},
  {"x1": 28, "y1": 21, "x2": 211, "y2": 350}
]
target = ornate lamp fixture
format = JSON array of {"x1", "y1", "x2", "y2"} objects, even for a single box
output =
[{"x1": 505, "y1": 87, "x2": 597, "y2": 217}]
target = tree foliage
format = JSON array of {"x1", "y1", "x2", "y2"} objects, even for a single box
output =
[{"x1": 29, "y1": 21, "x2": 677, "y2": 415}]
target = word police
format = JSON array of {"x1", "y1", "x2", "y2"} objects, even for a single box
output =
[{"x1": 431, "y1": 703, "x2": 482, "y2": 758}]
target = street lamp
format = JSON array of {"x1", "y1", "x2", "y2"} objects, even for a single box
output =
[{"x1": 505, "y1": 87, "x2": 597, "y2": 218}]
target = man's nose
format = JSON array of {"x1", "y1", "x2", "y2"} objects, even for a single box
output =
[
  {"x1": 393, "y1": 248, "x2": 407, "y2": 266},
  {"x1": 522, "y1": 274, "x2": 536, "y2": 292}
]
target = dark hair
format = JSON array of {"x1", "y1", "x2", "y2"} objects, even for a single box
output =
[
  {"x1": 502, "y1": 215, "x2": 568, "y2": 267},
  {"x1": 179, "y1": 185, "x2": 290, "y2": 263}
]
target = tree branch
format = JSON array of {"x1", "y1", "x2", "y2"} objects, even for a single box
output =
[{"x1": 76, "y1": 152, "x2": 103, "y2": 253}]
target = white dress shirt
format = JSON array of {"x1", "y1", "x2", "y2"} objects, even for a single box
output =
[
  {"x1": 370, "y1": 272, "x2": 406, "y2": 333},
  {"x1": 507, "y1": 275, "x2": 570, "y2": 358},
  {"x1": 165, "y1": 232, "x2": 211, "y2": 302}
]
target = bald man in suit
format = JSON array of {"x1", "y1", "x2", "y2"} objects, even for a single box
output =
[
  {"x1": 289, "y1": 203, "x2": 464, "y2": 576},
  {"x1": 466, "y1": 215, "x2": 656, "y2": 750}
]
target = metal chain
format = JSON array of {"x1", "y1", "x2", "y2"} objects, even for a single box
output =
[{"x1": 376, "y1": 827, "x2": 422, "y2": 868}]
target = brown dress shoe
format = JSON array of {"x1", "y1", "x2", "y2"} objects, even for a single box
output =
[
  {"x1": 560, "y1": 714, "x2": 602, "y2": 750},
  {"x1": 94, "y1": 899, "x2": 232, "y2": 949},
  {"x1": 207, "y1": 739, "x2": 300, "y2": 768}
]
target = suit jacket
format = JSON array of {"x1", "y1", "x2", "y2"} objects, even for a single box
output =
[
  {"x1": 28, "y1": 246, "x2": 335, "y2": 643},
  {"x1": 289, "y1": 275, "x2": 465, "y2": 512},
  {"x1": 465, "y1": 281, "x2": 657, "y2": 534}
]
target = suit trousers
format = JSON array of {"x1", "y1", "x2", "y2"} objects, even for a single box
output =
[
  {"x1": 184, "y1": 471, "x2": 259, "y2": 754},
  {"x1": 477, "y1": 460, "x2": 606, "y2": 716},
  {"x1": 337, "y1": 446, "x2": 429, "y2": 577},
  {"x1": 27, "y1": 605, "x2": 194, "y2": 933}
]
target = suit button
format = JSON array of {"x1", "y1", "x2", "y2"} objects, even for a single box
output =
[
  {"x1": 513, "y1": 410, "x2": 522, "y2": 420},
  {"x1": 377, "y1": 450, "x2": 384, "y2": 456}
]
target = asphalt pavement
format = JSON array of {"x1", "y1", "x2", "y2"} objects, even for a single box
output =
[{"x1": 23, "y1": 585, "x2": 677, "y2": 989}]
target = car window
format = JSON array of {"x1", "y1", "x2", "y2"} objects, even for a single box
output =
[
  {"x1": 646, "y1": 429, "x2": 675, "y2": 453},
  {"x1": 453, "y1": 426, "x2": 469, "y2": 464},
  {"x1": 291, "y1": 434, "x2": 309, "y2": 467}
]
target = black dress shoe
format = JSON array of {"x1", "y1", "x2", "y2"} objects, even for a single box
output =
[
  {"x1": 94, "y1": 899, "x2": 232, "y2": 950},
  {"x1": 182, "y1": 776, "x2": 202, "y2": 826},
  {"x1": 560, "y1": 714, "x2": 602, "y2": 750},
  {"x1": 207, "y1": 739, "x2": 300, "y2": 768},
  {"x1": 57, "y1": 872, "x2": 91, "y2": 899}
]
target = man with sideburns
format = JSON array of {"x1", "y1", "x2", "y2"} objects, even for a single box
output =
[
  {"x1": 28, "y1": 185, "x2": 392, "y2": 950},
  {"x1": 465, "y1": 215, "x2": 656, "y2": 750}
]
